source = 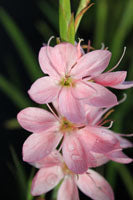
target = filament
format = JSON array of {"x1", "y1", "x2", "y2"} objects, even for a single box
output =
[
  {"x1": 46, "y1": 103, "x2": 59, "y2": 121},
  {"x1": 108, "y1": 47, "x2": 126, "y2": 72}
]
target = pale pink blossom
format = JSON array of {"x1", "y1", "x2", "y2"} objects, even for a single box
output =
[
  {"x1": 84, "y1": 103, "x2": 133, "y2": 163},
  {"x1": 30, "y1": 151, "x2": 114, "y2": 200},
  {"x1": 17, "y1": 106, "x2": 132, "y2": 174},
  {"x1": 28, "y1": 40, "x2": 133, "y2": 122}
]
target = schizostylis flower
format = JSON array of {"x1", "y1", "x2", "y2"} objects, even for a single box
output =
[
  {"x1": 30, "y1": 151, "x2": 114, "y2": 200},
  {"x1": 17, "y1": 102, "x2": 132, "y2": 174},
  {"x1": 28, "y1": 38, "x2": 133, "y2": 123}
]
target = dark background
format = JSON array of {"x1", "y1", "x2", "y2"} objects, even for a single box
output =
[{"x1": 0, "y1": 0, "x2": 133, "y2": 199}]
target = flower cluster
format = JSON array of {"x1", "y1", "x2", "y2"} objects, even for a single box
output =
[{"x1": 17, "y1": 39, "x2": 133, "y2": 200}]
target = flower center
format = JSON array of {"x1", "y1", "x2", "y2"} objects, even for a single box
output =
[
  {"x1": 61, "y1": 162, "x2": 74, "y2": 176},
  {"x1": 59, "y1": 117, "x2": 76, "y2": 132},
  {"x1": 59, "y1": 76, "x2": 75, "y2": 87}
]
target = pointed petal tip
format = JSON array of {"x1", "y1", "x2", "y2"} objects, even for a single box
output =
[
  {"x1": 22, "y1": 131, "x2": 62, "y2": 163},
  {"x1": 31, "y1": 166, "x2": 63, "y2": 196},
  {"x1": 106, "y1": 150, "x2": 133, "y2": 164},
  {"x1": 77, "y1": 169, "x2": 114, "y2": 200},
  {"x1": 28, "y1": 77, "x2": 60, "y2": 104},
  {"x1": 16, "y1": 107, "x2": 57, "y2": 133},
  {"x1": 85, "y1": 82, "x2": 118, "y2": 108}
]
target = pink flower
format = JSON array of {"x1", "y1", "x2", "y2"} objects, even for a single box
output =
[
  {"x1": 28, "y1": 40, "x2": 133, "y2": 122},
  {"x1": 30, "y1": 151, "x2": 114, "y2": 200},
  {"x1": 84, "y1": 103, "x2": 133, "y2": 163},
  {"x1": 17, "y1": 106, "x2": 132, "y2": 174}
]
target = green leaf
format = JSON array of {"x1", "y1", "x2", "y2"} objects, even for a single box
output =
[
  {"x1": 94, "y1": 0, "x2": 108, "y2": 48},
  {"x1": 59, "y1": 0, "x2": 72, "y2": 42},
  {"x1": 26, "y1": 168, "x2": 36, "y2": 200},
  {"x1": 110, "y1": 0, "x2": 133, "y2": 66},
  {"x1": 0, "y1": 75, "x2": 32, "y2": 109},
  {"x1": 114, "y1": 163, "x2": 133, "y2": 198},
  {"x1": 4, "y1": 118, "x2": 20, "y2": 130},
  {"x1": 37, "y1": 1, "x2": 58, "y2": 32},
  {"x1": 67, "y1": 13, "x2": 75, "y2": 44},
  {"x1": 76, "y1": 0, "x2": 90, "y2": 16},
  {"x1": 9, "y1": 146, "x2": 27, "y2": 200},
  {"x1": 112, "y1": 58, "x2": 133, "y2": 132},
  {"x1": 0, "y1": 7, "x2": 43, "y2": 81},
  {"x1": 106, "y1": 162, "x2": 117, "y2": 188},
  {"x1": 51, "y1": 180, "x2": 63, "y2": 200},
  {"x1": 75, "y1": 0, "x2": 94, "y2": 34},
  {"x1": 5, "y1": 56, "x2": 22, "y2": 87},
  {"x1": 35, "y1": 20, "x2": 55, "y2": 41},
  {"x1": 106, "y1": 162, "x2": 133, "y2": 199}
]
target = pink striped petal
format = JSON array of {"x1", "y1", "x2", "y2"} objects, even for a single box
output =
[
  {"x1": 111, "y1": 81, "x2": 133, "y2": 89},
  {"x1": 72, "y1": 81, "x2": 96, "y2": 99},
  {"x1": 106, "y1": 150, "x2": 133, "y2": 163},
  {"x1": 76, "y1": 169, "x2": 114, "y2": 200},
  {"x1": 79, "y1": 126, "x2": 120, "y2": 154},
  {"x1": 71, "y1": 50, "x2": 111, "y2": 79},
  {"x1": 31, "y1": 166, "x2": 64, "y2": 196},
  {"x1": 62, "y1": 133, "x2": 89, "y2": 174},
  {"x1": 39, "y1": 46, "x2": 61, "y2": 79},
  {"x1": 17, "y1": 107, "x2": 56, "y2": 133},
  {"x1": 50, "y1": 43, "x2": 79, "y2": 74},
  {"x1": 93, "y1": 71, "x2": 127, "y2": 87},
  {"x1": 59, "y1": 88, "x2": 85, "y2": 123},
  {"x1": 86, "y1": 82, "x2": 118, "y2": 107},
  {"x1": 58, "y1": 177, "x2": 79, "y2": 200},
  {"x1": 23, "y1": 129, "x2": 62, "y2": 162},
  {"x1": 31, "y1": 150, "x2": 63, "y2": 168},
  {"x1": 85, "y1": 105, "x2": 101, "y2": 124},
  {"x1": 28, "y1": 76, "x2": 61, "y2": 104},
  {"x1": 112, "y1": 134, "x2": 133, "y2": 149},
  {"x1": 91, "y1": 152, "x2": 109, "y2": 167}
]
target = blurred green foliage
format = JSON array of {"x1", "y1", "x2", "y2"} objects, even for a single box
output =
[{"x1": 0, "y1": 0, "x2": 133, "y2": 199}]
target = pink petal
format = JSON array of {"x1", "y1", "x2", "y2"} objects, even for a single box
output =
[
  {"x1": 89, "y1": 107, "x2": 113, "y2": 126},
  {"x1": 76, "y1": 169, "x2": 114, "y2": 200},
  {"x1": 59, "y1": 87, "x2": 85, "y2": 123},
  {"x1": 86, "y1": 82, "x2": 118, "y2": 107},
  {"x1": 31, "y1": 166, "x2": 64, "y2": 196},
  {"x1": 28, "y1": 76, "x2": 61, "y2": 104},
  {"x1": 31, "y1": 150, "x2": 63, "y2": 168},
  {"x1": 23, "y1": 129, "x2": 62, "y2": 162},
  {"x1": 112, "y1": 134, "x2": 133, "y2": 149},
  {"x1": 78, "y1": 126, "x2": 120, "y2": 154},
  {"x1": 111, "y1": 81, "x2": 133, "y2": 89},
  {"x1": 17, "y1": 107, "x2": 57, "y2": 133},
  {"x1": 93, "y1": 71, "x2": 127, "y2": 87},
  {"x1": 71, "y1": 50, "x2": 111, "y2": 79},
  {"x1": 106, "y1": 150, "x2": 133, "y2": 163},
  {"x1": 85, "y1": 104, "x2": 101, "y2": 124},
  {"x1": 50, "y1": 43, "x2": 79, "y2": 74},
  {"x1": 91, "y1": 152, "x2": 109, "y2": 167},
  {"x1": 72, "y1": 80, "x2": 96, "y2": 99},
  {"x1": 58, "y1": 176, "x2": 79, "y2": 200},
  {"x1": 39, "y1": 46, "x2": 60, "y2": 79},
  {"x1": 62, "y1": 133, "x2": 89, "y2": 174}
]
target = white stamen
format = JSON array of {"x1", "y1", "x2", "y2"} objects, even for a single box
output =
[
  {"x1": 47, "y1": 36, "x2": 55, "y2": 46},
  {"x1": 78, "y1": 37, "x2": 84, "y2": 43},
  {"x1": 118, "y1": 93, "x2": 127, "y2": 104},
  {"x1": 104, "y1": 120, "x2": 114, "y2": 129},
  {"x1": 77, "y1": 38, "x2": 84, "y2": 59},
  {"x1": 92, "y1": 93, "x2": 127, "y2": 126},
  {"x1": 101, "y1": 43, "x2": 105, "y2": 50},
  {"x1": 46, "y1": 36, "x2": 61, "y2": 76},
  {"x1": 46, "y1": 103, "x2": 59, "y2": 121},
  {"x1": 108, "y1": 47, "x2": 126, "y2": 72}
]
